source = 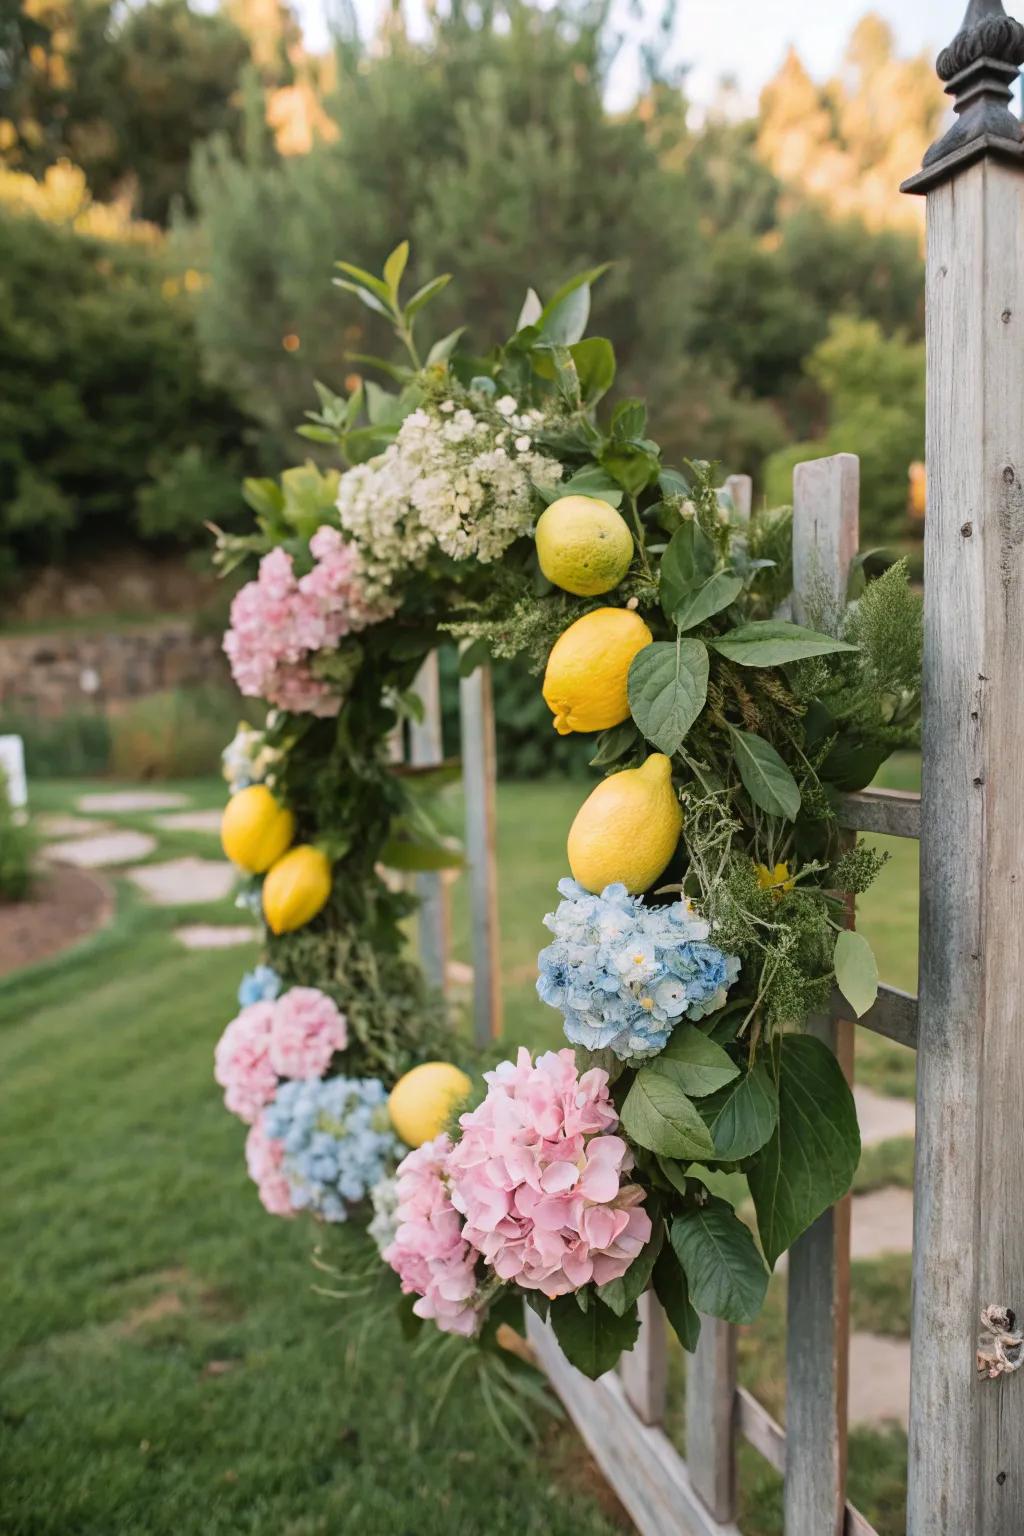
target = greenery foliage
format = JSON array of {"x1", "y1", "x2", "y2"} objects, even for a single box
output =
[{"x1": 0, "y1": 767, "x2": 36, "y2": 901}]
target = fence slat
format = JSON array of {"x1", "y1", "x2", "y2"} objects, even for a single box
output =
[
  {"x1": 785, "y1": 454, "x2": 859, "y2": 1536},
  {"x1": 459, "y1": 660, "x2": 502, "y2": 1046},
  {"x1": 410, "y1": 652, "x2": 449, "y2": 993},
  {"x1": 686, "y1": 1317, "x2": 738, "y2": 1521},
  {"x1": 834, "y1": 788, "x2": 921, "y2": 840},
  {"x1": 833, "y1": 983, "x2": 919, "y2": 1050},
  {"x1": 526, "y1": 1313, "x2": 743, "y2": 1536},
  {"x1": 619, "y1": 1292, "x2": 668, "y2": 1426}
]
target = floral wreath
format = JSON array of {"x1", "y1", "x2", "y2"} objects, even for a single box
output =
[{"x1": 211, "y1": 246, "x2": 922, "y2": 1383}]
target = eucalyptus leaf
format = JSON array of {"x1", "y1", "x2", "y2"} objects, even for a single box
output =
[
  {"x1": 627, "y1": 640, "x2": 709, "y2": 756},
  {"x1": 698, "y1": 1064, "x2": 779, "y2": 1161},
  {"x1": 657, "y1": 1026, "x2": 740, "y2": 1097},
  {"x1": 711, "y1": 620, "x2": 859, "y2": 667},
  {"x1": 620, "y1": 1067, "x2": 716, "y2": 1160},
  {"x1": 670, "y1": 1198, "x2": 768, "y2": 1325},
  {"x1": 548, "y1": 1294, "x2": 639, "y2": 1380},
  {"x1": 747, "y1": 1034, "x2": 861, "y2": 1269},
  {"x1": 652, "y1": 1248, "x2": 701, "y2": 1351},
  {"x1": 834, "y1": 930, "x2": 879, "y2": 1018},
  {"x1": 728, "y1": 727, "x2": 801, "y2": 822},
  {"x1": 673, "y1": 572, "x2": 744, "y2": 633}
]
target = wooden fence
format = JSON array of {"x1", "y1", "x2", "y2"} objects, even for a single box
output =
[{"x1": 404, "y1": 8, "x2": 1024, "y2": 1528}]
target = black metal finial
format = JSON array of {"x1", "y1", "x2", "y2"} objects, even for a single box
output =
[{"x1": 902, "y1": 0, "x2": 1024, "y2": 193}]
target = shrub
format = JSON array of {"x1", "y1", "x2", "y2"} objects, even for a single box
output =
[
  {"x1": 0, "y1": 712, "x2": 112, "y2": 778},
  {"x1": 108, "y1": 684, "x2": 262, "y2": 779},
  {"x1": 0, "y1": 769, "x2": 36, "y2": 902}
]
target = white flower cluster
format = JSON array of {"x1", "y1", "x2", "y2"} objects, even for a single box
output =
[{"x1": 335, "y1": 395, "x2": 563, "y2": 596}]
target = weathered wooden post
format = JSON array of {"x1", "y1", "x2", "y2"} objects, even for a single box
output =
[{"x1": 902, "y1": 4, "x2": 1024, "y2": 1530}]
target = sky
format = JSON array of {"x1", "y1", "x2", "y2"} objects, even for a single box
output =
[{"x1": 295, "y1": 0, "x2": 991, "y2": 110}]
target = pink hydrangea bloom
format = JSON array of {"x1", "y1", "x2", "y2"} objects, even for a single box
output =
[
  {"x1": 213, "y1": 1002, "x2": 278, "y2": 1123},
  {"x1": 384, "y1": 1134, "x2": 483, "y2": 1337},
  {"x1": 245, "y1": 1119, "x2": 293, "y2": 1217},
  {"x1": 214, "y1": 987, "x2": 348, "y2": 1122},
  {"x1": 445, "y1": 1047, "x2": 652, "y2": 1297},
  {"x1": 267, "y1": 986, "x2": 348, "y2": 1080},
  {"x1": 223, "y1": 530, "x2": 393, "y2": 716}
]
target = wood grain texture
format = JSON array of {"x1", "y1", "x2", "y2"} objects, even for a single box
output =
[
  {"x1": 832, "y1": 983, "x2": 920, "y2": 1051},
  {"x1": 908, "y1": 157, "x2": 1024, "y2": 1536},
  {"x1": 686, "y1": 1317, "x2": 738, "y2": 1521},
  {"x1": 526, "y1": 1313, "x2": 743, "y2": 1536},
  {"x1": 736, "y1": 1386, "x2": 786, "y2": 1475},
  {"x1": 835, "y1": 788, "x2": 922, "y2": 840},
  {"x1": 458, "y1": 661, "x2": 503, "y2": 1045},
  {"x1": 787, "y1": 455, "x2": 859, "y2": 1536},
  {"x1": 409, "y1": 653, "x2": 449, "y2": 993},
  {"x1": 619, "y1": 1291, "x2": 668, "y2": 1427}
]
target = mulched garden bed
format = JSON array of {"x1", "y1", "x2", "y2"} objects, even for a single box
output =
[{"x1": 0, "y1": 862, "x2": 113, "y2": 977}]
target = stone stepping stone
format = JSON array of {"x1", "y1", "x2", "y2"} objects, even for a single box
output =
[
  {"x1": 849, "y1": 1331, "x2": 910, "y2": 1427},
  {"x1": 45, "y1": 830, "x2": 157, "y2": 868},
  {"x1": 851, "y1": 1187, "x2": 914, "y2": 1260},
  {"x1": 152, "y1": 809, "x2": 224, "y2": 834},
  {"x1": 175, "y1": 924, "x2": 258, "y2": 950},
  {"x1": 78, "y1": 790, "x2": 189, "y2": 813},
  {"x1": 126, "y1": 857, "x2": 236, "y2": 905},
  {"x1": 37, "y1": 814, "x2": 108, "y2": 839},
  {"x1": 854, "y1": 1085, "x2": 916, "y2": 1146}
]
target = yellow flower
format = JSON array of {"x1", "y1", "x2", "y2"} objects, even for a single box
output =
[{"x1": 755, "y1": 861, "x2": 795, "y2": 897}]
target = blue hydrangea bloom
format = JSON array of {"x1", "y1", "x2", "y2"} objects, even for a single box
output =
[
  {"x1": 537, "y1": 878, "x2": 741, "y2": 1063},
  {"x1": 262, "y1": 1075, "x2": 405, "y2": 1223},
  {"x1": 237, "y1": 964, "x2": 282, "y2": 1008}
]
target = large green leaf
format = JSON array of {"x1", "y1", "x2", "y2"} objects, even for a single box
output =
[
  {"x1": 621, "y1": 1067, "x2": 716, "y2": 1160},
  {"x1": 658, "y1": 1026, "x2": 740, "y2": 1097},
  {"x1": 570, "y1": 337, "x2": 616, "y2": 404},
  {"x1": 598, "y1": 1221, "x2": 664, "y2": 1317},
  {"x1": 659, "y1": 522, "x2": 716, "y2": 619},
  {"x1": 834, "y1": 930, "x2": 879, "y2": 1018},
  {"x1": 711, "y1": 620, "x2": 859, "y2": 667},
  {"x1": 539, "y1": 264, "x2": 611, "y2": 346},
  {"x1": 628, "y1": 640, "x2": 709, "y2": 756},
  {"x1": 698, "y1": 1064, "x2": 779, "y2": 1161},
  {"x1": 673, "y1": 572, "x2": 744, "y2": 633},
  {"x1": 747, "y1": 1034, "x2": 861, "y2": 1269},
  {"x1": 670, "y1": 1198, "x2": 768, "y2": 1325},
  {"x1": 549, "y1": 1294, "x2": 640, "y2": 1379},
  {"x1": 728, "y1": 727, "x2": 801, "y2": 822},
  {"x1": 652, "y1": 1248, "x2": 701, "y2": 1351}
]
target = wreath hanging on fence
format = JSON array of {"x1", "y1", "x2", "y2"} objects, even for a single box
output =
[{"x1": 211, "y1": 247, "x2": 922, "y2": 1385}]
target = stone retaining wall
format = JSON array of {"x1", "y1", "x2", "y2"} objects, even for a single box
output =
[{"x1": 0, "y1": 624, "x2": 228, "y2": 718}]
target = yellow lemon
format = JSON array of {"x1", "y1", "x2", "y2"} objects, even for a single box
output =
[
  {"x1": 388, "y1": 1061, "x2": 473, "y2": 1148},
  {"x1": 568, "y1": 753, "x2": 682, "y2": 894},
  {"x1": 262, "y1": 845, "x2": 331, "y2": 934},
  {"x1": 535, "y1": 495, "x2": 634, "y2": 596},
  {"x1": 542, "y1": 607, "x2": 652, "y2": 736},
  {"x1": 221, "y1": 785, "x2": 295, "y2": 874}
]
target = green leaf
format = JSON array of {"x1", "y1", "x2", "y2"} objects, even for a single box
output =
[
  {"x1": 333, "y1": 276, "x2": 391, "y2": 317},
  {"x1": 670, "y1": 1198, "x2": 768, "y2": 1325},
  {"x1": 658, "y1": 466, "x2": 691, "y2": 498},
  {"x1": 379, "y1": 834, "x2": 464, "y2": 872},
  {"x1": 834, "y1": 930, "x2": 878, "y2": 1018},
  {"x1": 426, "y1": 326, "x2": 466, "y2": 365},
  {"x1": 404, "y1": 273, "x2": 452, "y2": 320},
  {"x1": 297, "y1": 424, "x2": 341, "y2": 444},
  {"x1": 659, "y1": 522, "x2": 716, "y2": 619},
  {"x1": 621, "y1": 1067, "x2": 716, "y2": 1160},
  {"x1": 728, "y1": 727, "x2": 801, "y2": 822},
  {"x1": 611, "y1": 398, "x2": 647, "y2": 440},
  {"x1": 673, "y1": 572, "x2": 744, "y2": 633},
  {"x1": 241, "y1": 477, "x2": 284, "y2": 520},
  {"x1": 657, "y1": 1026, "x2": 740, "y2": 1097},
  {"x1": 652, "y1": 1248, "x2": 701, "y2": 1351},
  {"x1": 383, "y1": 240, "x2": 409, "y2": 301},
  {"x1": 516, "y1": 287, "x2": 543, "y2": 330},
  {"x1": 569, "y1": 337, "x2": 616, "y2": 404},
  {"x1": 457, "y1": 637, "x2": 491, "y2": 678},
  {"x1": 599, "y1": 444, "x2": 660, "y2": 497},
  {"x1": 628, "y1": 640, "x2": 709, "y2": 756},
  {"x1": 549, "y1": 1294, "x2": 639, "y2": 1380},
  {"x1": 551, "y1": 464, "x2": 623, "y2": 508},
  {"x1": 747, "y1": 1034, "x2": 861, "y2": 1269},
  {"x1": 334, "y1": 261, "x2": 393, "y2": 304},
  {"x1": 598, "y1": 1221, "x2": 664, "y2": 1317},
  {"x1": 589, "y1": 719, "x2": 640, "y2": 768},
  {"x1": 698, "y1": 1064, "x2": 779, "y2": 1161},
  {"x1": 538, "y1": 264, "x2": 611, "y2": 347},
  {"x1": 711, "y1": 620, "x2": 859, "y2": 667}
]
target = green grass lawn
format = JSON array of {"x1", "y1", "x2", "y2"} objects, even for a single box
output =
[{"x1": 1, "y1": 768, "x2": 920, "y2": 1535}]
